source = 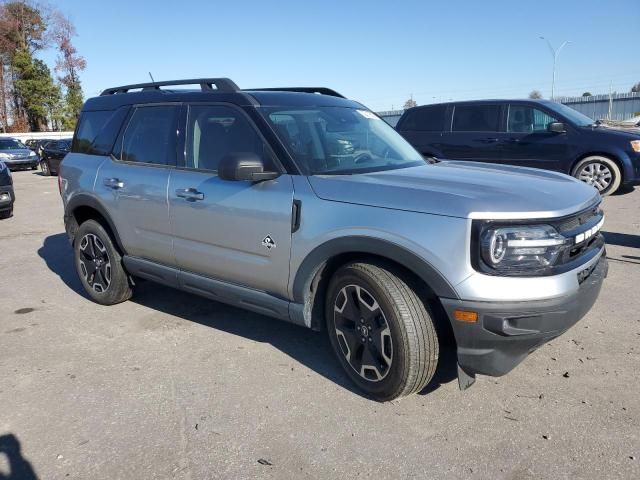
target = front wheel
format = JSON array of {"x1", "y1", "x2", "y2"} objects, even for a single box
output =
[
  {"x1": 572, "y1": 156, "x2": 621, "y2": 195},
  {"x1": 74, "y1": 219, "x2": 133, "y2": 305},
  {"x1": 40, "y1": 159, "x2": 51, "y2": 176},
  {"x1": 325, "y1": 262, "x2": 439, "y2": 401}
]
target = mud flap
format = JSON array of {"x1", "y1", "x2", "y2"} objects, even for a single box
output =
[{"x1": 457, "y1": 363, "x2": 476, "y2": 391}]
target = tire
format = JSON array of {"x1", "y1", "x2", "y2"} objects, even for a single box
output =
[
  {"x1": 0, "y1": 208, "x2": 12, "y2": 219},
  {"x1": 571, "y1": 155, "x2": 622, "y2": 195},
  {"x1": 325, "y1": 262, "x2": 439, "y2": 401},
  {"x1": 74, "y1": 219, "x2": 132, "y2": 305},
  {"x1": 40, "y1": 159, "x2": 51, "y2": 176}
]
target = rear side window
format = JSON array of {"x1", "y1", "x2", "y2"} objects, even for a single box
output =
[
  {"x1": 452, "y1": 105, "x2": 501, "y2": 132},
  {"x1": 399, "y1": 105, "x2": 447, "y2": 132},
  {"x1": 73, "y1": 110, "x2": 114, "y2": 153},
  {"x1": 119, "y1": 105, "x2": 179, "y2": 166}
]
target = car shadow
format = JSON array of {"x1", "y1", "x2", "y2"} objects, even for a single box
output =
[
  {"x1": 38, "y1": 233, "x2": 458, "y2": 399},
  {"x1": 611, "y1": 184, "x2": 636, "y2": 196},
  {"x1": 602, "y1": 231, "x2": 640, "y2": 248},
  {"x1": 0, "y1": 434, "x2": 39, "y2": 480}
]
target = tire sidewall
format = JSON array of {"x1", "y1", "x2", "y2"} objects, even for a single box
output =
[
  {"x1": 572, "y1": 156, "x2": 621, "y2": 195},
  {"x1": 325, "y1": 265, "x2": 411, "y2": 399},
  {"x1": 74, "y1": 220, "x2": 130, "y2": 305}
]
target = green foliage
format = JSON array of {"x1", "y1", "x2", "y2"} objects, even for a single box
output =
[
  {"x1": 13, "y1": 48, "x2": 61, "y2": 131},
  {"x1": 582, "y1": 92, "x2": 592, "y2": 97}
]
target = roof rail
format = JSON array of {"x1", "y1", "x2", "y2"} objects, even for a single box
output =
[
  {"x1": 248, "y1": 87, "x2": 345, "y2": 98},
  {"x1": 100, "y1": 78, "x2": 240, "y2": 96}
]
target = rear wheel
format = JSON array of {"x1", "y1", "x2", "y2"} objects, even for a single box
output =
[
  {"x1": 571, "y1": 155, "x2": 621, "y2": 195},
  {"x1": 74, "y1": 219, "x2": 132, "y2": 305},
  {"x1": 325, "y1": 262, "x2": 439, "y2": 401},
  {"x1": 40, "y1": 159, "x2": 51, "y2": 176}
]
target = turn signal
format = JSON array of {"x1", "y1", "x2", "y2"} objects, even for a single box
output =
[{"x1": 454, "y1": 309, "x2": 478, "y2": 323}]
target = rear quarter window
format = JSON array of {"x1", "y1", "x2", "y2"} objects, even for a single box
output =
[
  {"x1": 398, "y1": 105, "x2": 447, "y2": 132},
  {"x1": 72, "y1": 110, "x2": 116, "y2": 153}
]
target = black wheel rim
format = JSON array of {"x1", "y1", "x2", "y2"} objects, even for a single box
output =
[
  {"x1": 333, "y1": 284, "x2": 393, "y2": 382},
  {"x1": 78, "y1": 233, "x2": 111, "y2": 293}
]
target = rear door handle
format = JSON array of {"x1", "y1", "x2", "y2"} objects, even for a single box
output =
[
  {"x1": 503, "y1": 138, "x2": 521, "y2": 144},
  {"x1": 175, "y1": 188, "x2": 204, "y2": 201},
  {"x1": 103, "y1": 178, "x2": 124, "y2": 189}
]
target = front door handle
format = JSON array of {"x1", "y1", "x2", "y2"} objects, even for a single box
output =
[
  {"x1": 473, "y1": 137, "x2": 499, "y2": 144},
  {"x1": 175, "y1": 188, "x2": 204, "y2": 201},
  {"x1": 503, "y1": 138, "x2": 521, "y2": 144},
  {"x1": 103, "y1": 178, "x2": 124, "y2": 189}
]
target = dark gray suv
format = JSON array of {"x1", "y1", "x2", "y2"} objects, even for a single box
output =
[{"x1": 59, "y1": 78, "x2": 607, "y2": 400}]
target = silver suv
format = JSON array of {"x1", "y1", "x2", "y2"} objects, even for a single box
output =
[{"x1": 60, "y1": 78, "x2": 607, "y2": 401}]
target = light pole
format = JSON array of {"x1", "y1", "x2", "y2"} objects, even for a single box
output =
[{"x1": 539, "y1": 36, "x2": 571, "y2": 100}]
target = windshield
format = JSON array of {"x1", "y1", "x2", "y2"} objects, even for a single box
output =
[
  {"x1": 0, "y1": 138, "x2": 27, "y2": 150},
  {"x1": 260, "y1": 106, "x2": 425, "y2": 175},
  {"x1": 549, "y1": 102, "x2": 595, "y2": 127}
]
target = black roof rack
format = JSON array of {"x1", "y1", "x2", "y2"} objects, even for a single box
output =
[
  {"x1": 100, "y1": 78, "x2": 240, "y2": 96},
  {"x1": 248, "y1": 87, "x2": 345, "y2": 98}
]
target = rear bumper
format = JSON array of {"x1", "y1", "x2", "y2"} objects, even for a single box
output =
[
  {"x1": 0, "y1": 185, "x2": 15, "y2": 211},
  {"x1": 441, "y1": 253, "x2": 608, "y2": 377}
]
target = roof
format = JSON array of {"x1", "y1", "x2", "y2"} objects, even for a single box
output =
[{"x1": 405, "y1": 99, "x2": 556, "y2": 111}]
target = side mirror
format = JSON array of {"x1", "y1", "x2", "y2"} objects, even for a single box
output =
[
  {"x1": 548, "y1": 122, "x2": 566, "y2": 134},
  {"x1": 218, "y1": 153, "x2": 280, "y2": 182}
]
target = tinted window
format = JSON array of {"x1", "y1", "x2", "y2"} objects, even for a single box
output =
[
  {"x1": 185, "y1": 105, "x2": 269, "y2": 171},
  {"x1": 73, "y1": 110, "x2": 114, "y2": 153},
  {"x1": 120, "y1": 106, "x2": 178, "y2": 166},
  {"x1": 399, "y1": 105, "x2": 447, "y2": 131},
  {"x1": 452, "y1": 105, "x2": 501, "y2": 132},
  {"x1": 90, "y1": 106, "x2": 130, "y2": 155},
  {"x1": 507, "y1": 105, "x2": 558, "y2": 133}
]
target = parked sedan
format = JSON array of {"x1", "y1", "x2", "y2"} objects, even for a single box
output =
[
  {"x1": 0, "y1": 160, "x2": 14, "y2": 219},
  {"x1": 0, "y1": 137, "x2": 39, "y2": 170},
  {"x1": 40, "y1": 139, "x2": 71, "y2": 176}
]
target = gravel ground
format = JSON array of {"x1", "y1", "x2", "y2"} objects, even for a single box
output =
[{"x1": 1, "y1": 171, "x2": 639, "y2": 480}]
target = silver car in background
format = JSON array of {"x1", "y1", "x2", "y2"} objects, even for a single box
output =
[{"x1": 0, "y1": 137, "x2": 39, "y2": 170}]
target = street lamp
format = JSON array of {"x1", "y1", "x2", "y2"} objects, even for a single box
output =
[{"x1": 539, "y1": 36, "x2": 571, "y2": 100}]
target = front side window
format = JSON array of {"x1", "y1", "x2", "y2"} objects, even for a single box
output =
[
  {"x1": 507, "y1": 105, "x2": 558, "y2": 133},
  {"x1": 185, "y1": 105, "x2": 269, "y2": 171},
  {"x1": 120, "y1": 105, "x2": 178, "y2": 165},
  {"x1": 260, "y1": 106, "x2": 424, "y2": 175},
  {"x1": 452, "y1": 105, "x2": 501, "y2": 132}
]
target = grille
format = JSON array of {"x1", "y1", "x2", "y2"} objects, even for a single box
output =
[{"x1": 556, "y1": 206, "x2": 599, "y2": 233}]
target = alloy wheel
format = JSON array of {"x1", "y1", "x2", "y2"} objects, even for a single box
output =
[
  {"x1": 78, "y1": 233, "x2": 112, "y2": 293},
  {"x1": 577, "y1": 162, "x2": 612, "y2": 192},
  {"x1": 333, "y1": 284, "x2": 393, "y2": 382}
]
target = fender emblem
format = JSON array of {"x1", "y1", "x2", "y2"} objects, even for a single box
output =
[{"x1": 261, "y1": 235, "x2": 276, "y2": 249}]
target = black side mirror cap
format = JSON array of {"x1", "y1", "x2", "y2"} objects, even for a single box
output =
[
  {"x1": 548, "y1": 122, "x2": 566, "y2": 133},
  {"x1": 218, "y1": 153, "x2": 280, "y2": 182}
]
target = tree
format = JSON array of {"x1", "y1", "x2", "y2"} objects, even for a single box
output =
[
  {"x1": 528, "y1": 90, "x2": 543, "y2": 99},
  {"x1": 51, "y1": 10, "x2": 86, "y2": 129},
  {"x1": 582, "y1": 92, "x2": 592, "y2": 97},
  {"x1": 403, "y1": 95, "x2": 417, "y2": 109},
  {"x1": 632, "y1": 83, "x2": 640, "y2": 93}
]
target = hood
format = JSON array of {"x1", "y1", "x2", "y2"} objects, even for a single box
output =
[
  {"x1": 308, "y1": 162, "x2": 600, "y2": 220},
  {"x1": 582, "y1": 125, "x2": 640, "y2": 140},
  {"x1": 0, "y1": 148, "x2": 34, "y2": 159}
]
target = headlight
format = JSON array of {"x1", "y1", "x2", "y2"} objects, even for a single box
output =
[
  {"x1": 29, "y1": 150, "x2": 36, "y2": 157},
  {"x1": 631, "y1": 140, "x2": 640, "y2": 153},
  {"x1": 479, "y1": 224, "x2": 567, "y2": 274},
  {"x1": 0, "y1": 153, "x2": 8, "y2": 159}
]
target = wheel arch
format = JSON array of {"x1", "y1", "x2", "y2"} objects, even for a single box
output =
[
  {"x1": 65, "y1": 194, "x2": 125, "y2": 254},
  {"x1": 570, "y1": 151, "x2": 626, "y2": 182},
  {"x1": 291, "y1": 237, "x2": 458, "y2": 332}
]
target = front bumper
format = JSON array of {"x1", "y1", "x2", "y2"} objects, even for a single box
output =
[
  {"x1": 441, "y1": 252, "x2": 608, "y2": 378},
  {"x1": 0, "y1": 185, "x2": 14, "y2": 211},
  {"x1": 4, "y1": 157, "x2": 38, "y2": 169}
]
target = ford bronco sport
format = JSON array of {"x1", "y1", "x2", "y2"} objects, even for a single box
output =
[{"x1": 59, "y1": 78, "x2": 607, "y2": 400}]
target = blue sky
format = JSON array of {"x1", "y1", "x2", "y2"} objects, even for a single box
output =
[{"x1": 42, "y1": 0, "x2": 640, "y2": 111}]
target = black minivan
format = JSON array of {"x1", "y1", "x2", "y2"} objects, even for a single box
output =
[{"x1": 396, "y1": 99, "x2": 640, "y2": 195}]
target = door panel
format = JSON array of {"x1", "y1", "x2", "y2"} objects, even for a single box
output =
[
  {"x1": 95, "y1": 158, "x2": 174, "y2": 265},
  {"x1": 169, "y1": 171, "x2": 294, "y2": 296},
  {"x1": 501, "y1": 104, "x2": 568, "y2": 171}
]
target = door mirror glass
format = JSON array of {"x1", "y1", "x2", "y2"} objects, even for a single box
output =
[
  {"x1": 548, "y1": 122, "x2": 566, "y2": 133},
  {"x1": 218, "y1": 153, "x2": 280, "y2": 182}
]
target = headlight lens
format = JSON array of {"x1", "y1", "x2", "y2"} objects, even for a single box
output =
[
  {"x1": 480, "y1": 224, "x2": 567, "y2": 273},
  {"x1": 631, "y1": 140, "x2": 640, "y2": 153},
  {"x1": 0, "y1": 153, "x2": 9, "y2": 159},
  {"x1": 29, "y1": 150, "x2": 36, "y2": 156}
]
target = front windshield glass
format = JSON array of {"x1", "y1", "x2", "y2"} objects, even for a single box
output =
[
  {"x1": 550, "y1": 103, "x2": 595, "y2": 127},
  {"x1": 0, "y1": 138, "x2": 27, "y2": 150},
  {"x1": 260, "y1": 106, "x2": 425, "y2": 175}
]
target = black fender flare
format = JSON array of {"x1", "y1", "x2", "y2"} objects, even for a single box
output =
[
  {"x1": 291, "y1": 236, "x2": 459, "y2": 303},
  {"x1": 64, "y1": 193, "x2": 126, "y2": 254}
]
